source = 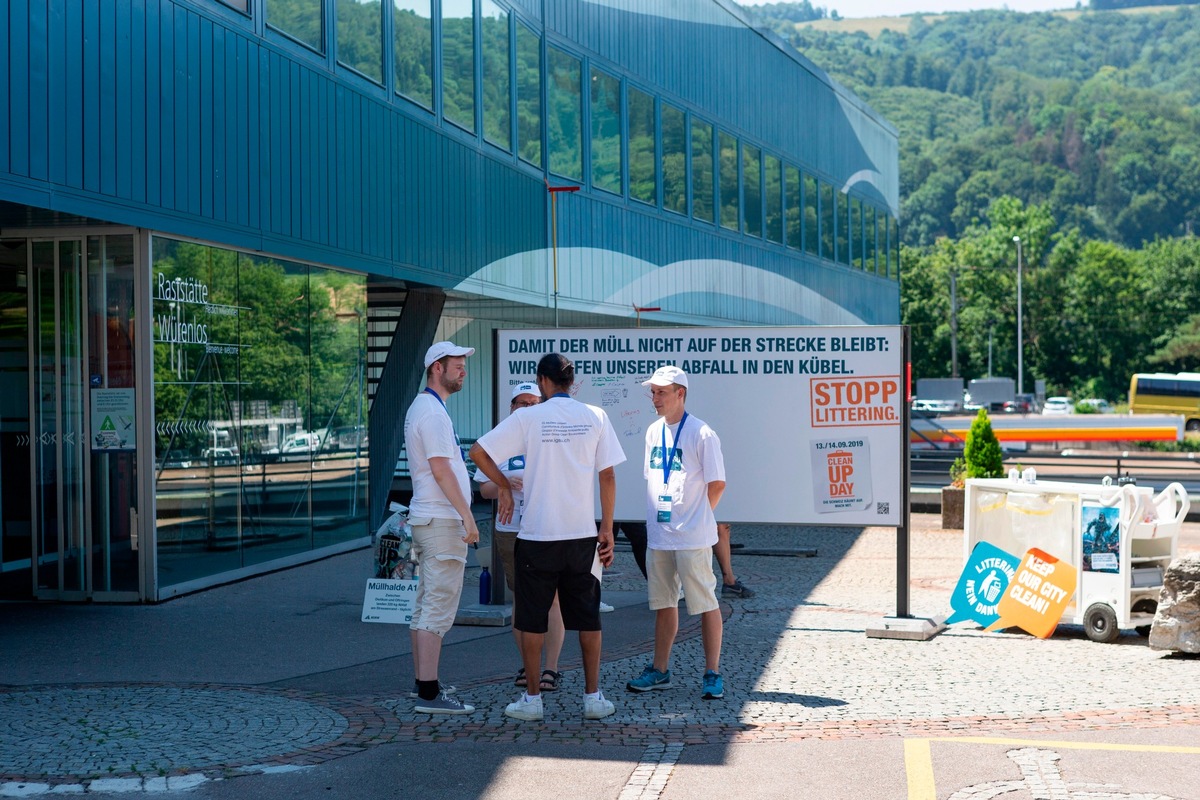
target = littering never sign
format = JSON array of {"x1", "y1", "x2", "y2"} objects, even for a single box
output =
[{"x1": 495, "y1": 326, "x2": 904, "y2": 526}]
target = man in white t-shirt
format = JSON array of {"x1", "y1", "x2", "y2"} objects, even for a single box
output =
[
  {"x1": 404, "y1": 341, "x2": 479, "y2": 715},
  {"x1": 626, "y1": 365, "x2": 728, "y2": 701},
  {"x1": 476, "y1": 382, "x2": 567, "y2": 694},
  {"x1": 470, "y1": 353, "x2": 626, "y2": 722}
]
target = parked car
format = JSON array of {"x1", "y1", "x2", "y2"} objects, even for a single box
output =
[
  {"x1": 1042, "y1": 396, "x2": 1075, "y2": 416},
  {"x1": 201, "y1": 447, "x2": 238, "y2": 466},
  {"x1": 1075, "y1": 398, "x2": 1113, "y2": 414},
  {"x1": 1003, "y1": 399, "x2": 1034, "y2": 414},
  {"x1": 911, "y1": 399, "x2": 957, "y2": 415},
  {"x1": 159, "y1": 450, "x2": 192, "y2": 469},
  {"x1": 279, "y1": 432, "x2": 322, "y2": 459}
]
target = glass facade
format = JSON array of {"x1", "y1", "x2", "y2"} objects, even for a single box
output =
[
  {"x1": 481, "y1": 0, "x2": 511, "y2": 151},
  {"x1": 394, "y1": 0, "x2": 433, "y2": 109},
  {"x1": 820, "y1": 181, "x2": 835, "y2": 260},
  {"x1": 152, "y1": 238, "x2": 368, "y2": 591},
  {"x1": 442, "y1": 0, "x2": 476, "y2": 132},
  {"x1": 547, "y1": 47, "x2": 582, "y2": 180},
  {"x1": 691, "y1": 119, "x2": 714, "y2": 224},
  {"x1": 590, "y1": 68, "x2": 622, "y2": 195},
  {"x1": 337, "y1": 0, "x2": 383, "y2": 83},
  {"x1": 784, "y1": 164, "x2": 800, "y2": 249},
  {"x1": 515, "y1": 22, "x2": 542, "y2": 166},
  {"x1": 267, "y1": 0, "x2": 324, "y2": 51},
  {"x1": 765, "y1": 154, "x2": 782, "y2": 244},
  {"x1": 743, "y1": 145, "x2": 761, "y2": 238},
  {"x1": 628, "y1": 87, "x2": 656, "y2": 205},
  {"x1": 803, "y1": 172, "x2": 818, "y2": 256},
  {"x1": 662, "y1": 103, "x2": 687, "y2": 215},
  {"x1": 719, "y1": 132, "x2": 738, "y2": 231}
]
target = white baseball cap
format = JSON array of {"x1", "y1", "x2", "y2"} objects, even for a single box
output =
[
  {"x1": 511, "y1": 382, "x2": 540, "y2": 400},
  {"x1": 423, "y1": 341, "x2": 475, "y2": 368},
  {"x1": 642, "y1": 365, "x2": 689, "y2": 388}
]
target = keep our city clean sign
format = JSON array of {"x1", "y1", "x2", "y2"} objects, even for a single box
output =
[{"x1": 494, "y1": 326, "x2": 905, "y2": 527}]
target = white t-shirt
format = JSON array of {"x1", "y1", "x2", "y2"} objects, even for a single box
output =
[
  {"x1": 476, "y1": 395, "x2": 627, "y2": 541},
  {"x1": 644, "y1": 413, "x2": 725, "y2": 550},
  {"x1": 404, "y1": 391, "x2": 471, "y2": 520},
  {"x1": 475, "y1": 454, "x2": 525, "y2": 533}
]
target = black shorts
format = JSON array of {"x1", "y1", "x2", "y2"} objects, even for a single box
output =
[{"x1": 513, "y1": 537, "x2": 601, "y2": 633}]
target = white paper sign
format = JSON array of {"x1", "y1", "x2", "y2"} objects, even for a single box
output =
[
  {"x1": 90, "y1": 388, "x2": 137, "y2": 451},
  {"x1": 361, "y1": 578, "x2": 419, "y2": 624},
  {"x1": 810, "y1": 437, "x2": 872, "y2": 514}
]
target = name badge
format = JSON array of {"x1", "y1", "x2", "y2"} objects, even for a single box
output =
[{"x1": 656, "y1": 495, "x2": 672, "y2": 523}]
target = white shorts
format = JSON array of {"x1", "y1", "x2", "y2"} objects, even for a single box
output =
[{"x1": 646, "y1": 547, "x2": 719, "y2": 616}]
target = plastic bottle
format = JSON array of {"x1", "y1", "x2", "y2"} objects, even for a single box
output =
[{"x1": 479, "y1": 566, "x2": 491, "y2": 605}]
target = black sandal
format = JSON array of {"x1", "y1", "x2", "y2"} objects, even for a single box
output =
[
  {"x1": 514, "y1": 667, "x2": 527, "y2": 687},
  {"x1": 539, "y1": 669, "x2": 562, "y2": 692}
]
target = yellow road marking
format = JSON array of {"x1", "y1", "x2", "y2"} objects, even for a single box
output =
[{"x1": 904, "y1": 739, "x2": 936, "y2": 800}]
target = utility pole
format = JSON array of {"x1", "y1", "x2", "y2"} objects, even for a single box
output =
[{"x1": 949, "y1": 268, "x2": 959, "y2": 378}]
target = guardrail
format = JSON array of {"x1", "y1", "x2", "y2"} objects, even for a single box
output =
[{"x1": 911, "y1": 449, "x2": 1200, "y2": 492}]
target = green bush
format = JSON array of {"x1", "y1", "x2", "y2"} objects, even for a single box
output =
[{"x1": 960, "y1": 409, "x2": 1005, "y2": 479}]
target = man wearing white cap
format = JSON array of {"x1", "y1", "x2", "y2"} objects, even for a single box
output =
[
  {"x1": 626, "y1": 365, "x2": 728, "y2": 701},
  {"x1": 405, "y1": 341, "x2": 478, "y2": 714},
  {"x1": 476, "y1": 382, "x2": 567, "y2": 693}
]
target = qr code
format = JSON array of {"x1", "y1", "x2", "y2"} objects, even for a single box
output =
[{"x1": 876, "y1": 502, "x2": 890, "y2": 515}]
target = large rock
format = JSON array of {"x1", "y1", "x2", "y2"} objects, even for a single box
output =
[
  {"x1": 1149, "y1": 553, "x2": 1200, "y2": 653},
  {"x1": 941, "y1": 486, "x2": 965, "y2": 530}
]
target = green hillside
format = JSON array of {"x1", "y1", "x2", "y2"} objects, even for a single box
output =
[{"x1": 752, "y1": 3, "x2": 1200, "y2": 403}]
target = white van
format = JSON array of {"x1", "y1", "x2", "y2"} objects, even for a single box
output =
[{"x1": 280, "y1": 432, "x2": 321, "y2": 458}]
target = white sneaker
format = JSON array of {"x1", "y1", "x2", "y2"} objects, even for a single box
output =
[
  {"x1": 505, "y1": 693, "x2": 544, "y2": 721},
  {"x1": 583, "y1": 693, "x2": 615, "y2": 719},
  {"x1": 599, "y1": 601, "x2": 615, "y2": 613}
]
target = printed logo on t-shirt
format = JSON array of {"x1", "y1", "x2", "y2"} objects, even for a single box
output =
[
  {"x1": 505, "y1": 455, "x2": 526, "y2": 471},
  {"x1": 648, "y1": 446, "x2": 684, "y2": 472}
]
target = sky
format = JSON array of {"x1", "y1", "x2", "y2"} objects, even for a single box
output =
[{"x1": 739, "y1": 0, "x2": 1075, "y2": 18}]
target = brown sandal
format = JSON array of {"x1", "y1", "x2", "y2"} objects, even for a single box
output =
[{"x1": 539, "y1": 669, "x2": 562, "y2": 691}]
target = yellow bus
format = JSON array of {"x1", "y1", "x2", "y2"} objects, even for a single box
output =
[{"x1": 1129, "y1": 373, "x2": 1200, "y2": 433}]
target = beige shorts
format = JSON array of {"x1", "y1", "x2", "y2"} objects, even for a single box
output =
[
  {"x1": 646, "y1": 547, "x2": 719, "y2": 616},
  {"x1": 408, "y1": 517, "x2": 468, "y2": 637}
]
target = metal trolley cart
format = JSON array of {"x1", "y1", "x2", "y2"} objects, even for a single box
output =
[{"x1": 964, "y1": 477, "x2": 1189, "y2": 642}]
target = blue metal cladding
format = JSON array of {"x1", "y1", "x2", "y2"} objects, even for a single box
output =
[{"x1": 1, "y1": 0, "x2": 898, "y2": 325}]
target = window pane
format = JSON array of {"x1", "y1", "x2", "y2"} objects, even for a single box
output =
[
  {"x1": 662, "y1": 104, "x2": 686, "y2": 215},
  {"x1": 516, "y1": 23, "x2": 541, "y2": 166},
  {"x1": 889, "y1": 215, "x2": 900, "y2": 279},
  {"x1": 820, "y1": 181, "x2": 835, "y2": 260},
  {"x1": 394, "y1": 1, "x2": 432, "y2": 108},
  {"x1": 765, "y1": 154, "x2": 783, "y2": 244},
  {"x1": 743, "y1": 145, "x2": 761, "y2": 237},
  {"x1": 803, "y1": 173, "x2": 819, "y2": 256},
  {"x1": 691, "y1": 118, "x2": 714, "y2": 223},
  {"x1": 628, "y1": 87, "x2": 656, "y2": 205},
  {"x1": 719, "y1": 132, "x2": 738, "y2": 231},
  {"x1": 337, "y1": 0, "x2": 383, "y2": 82},
  {"x1": 220, "y1": 0, "x2": 250, "y2": 11},
  {"x1": 590, "y1": 69, "x2": 621, "y2": 195},
  {"x1": 267, "y1": 0, "x2": 323, "y2": 51},
  {"x1": 867, "y1": 205, "x2": 878, "y2": 274},
  {"x1": 547, "y1": 47, "x2": 582, "y2": 180},
  {"x1": 442, "y1": 0, "x2": 475, "y2": 132},
  {"x1": 481, "y1": 1, "x2": 510, "y2": 150},
  {"x1": 851, "y1": 197, "x2": 863, "y2": 269},
  {"x1": 837, "y1": 190, "x2": 851, "y2": 265},
  {"x1": 785, "y1": 165, "x2": 800, "y2": 248}
]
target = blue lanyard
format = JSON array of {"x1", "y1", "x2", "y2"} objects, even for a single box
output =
[
  {"x1": 424, "y1": 388, "x2": 464, "y2": 460},
  {"x1": 551, "y1": 392, "x2": 570, "y2": 399},
  {"x1": 660, "y1": 413, "x2": 688, "y2": 486}
]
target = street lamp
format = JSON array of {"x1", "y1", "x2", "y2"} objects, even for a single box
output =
[
  {"x1": 1012, "y1": 235, "x2": 1024, "y2": 396},
  {"x1": 546, "y1": 181, "x2": 580, "y2": 328}
]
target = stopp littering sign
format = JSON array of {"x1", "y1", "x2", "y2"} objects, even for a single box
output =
[{"x1": 494, "y1": 326, "x2": 905, "y2": 526}]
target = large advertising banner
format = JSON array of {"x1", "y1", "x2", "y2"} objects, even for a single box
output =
[{"x1": 495, "y1": 327, "x2": 905, "y2": 526}]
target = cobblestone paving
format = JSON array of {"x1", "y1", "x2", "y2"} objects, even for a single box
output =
[{"x1": 3, "y1": 517, "x2": 1197, "y2": 789}]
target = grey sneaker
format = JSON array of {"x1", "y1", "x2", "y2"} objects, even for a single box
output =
[
  {"x1": 583, "y1": 693, "x2": 615, "y2": 719},
  {"x1": 409, "y1": 682, "x2": 457, "y2": 699},
  {"x1": 413, "y1": 691, "x2": 474, "y2": 715},
  {"x1": 721, "y1": 579, "x2": 755, "y2": 598}
]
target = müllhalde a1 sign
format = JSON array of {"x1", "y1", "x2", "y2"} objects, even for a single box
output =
[{"x1": 494, "y1": 326, "x2": 905, "y2": 526}]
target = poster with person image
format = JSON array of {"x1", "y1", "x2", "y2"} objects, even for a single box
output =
[{"x1": 1081, "y1": 502, "x2": 1121, "y2": 573}]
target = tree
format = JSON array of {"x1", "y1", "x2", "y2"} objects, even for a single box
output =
[{"x1": 962, "y1": 409, "x2": 1005, "y2": 479}]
